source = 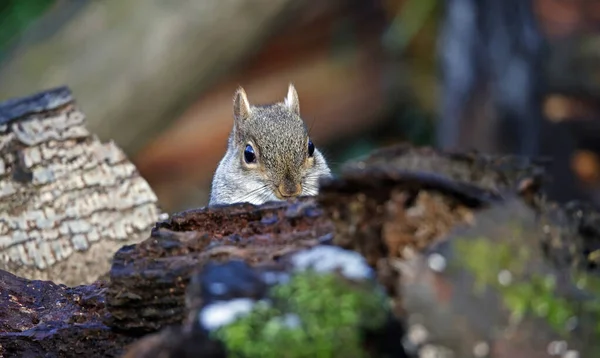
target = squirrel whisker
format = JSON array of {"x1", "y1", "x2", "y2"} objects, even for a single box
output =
[{"x1": 236, "y1": 184, "x2": 271, "y2": 203}]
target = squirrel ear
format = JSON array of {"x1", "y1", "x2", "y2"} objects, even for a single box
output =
[
  {"x1": 233, "y1": 86, "x2": 252, "y2": 120},
  {"x1": 284, "y1": 83, "x2": 300, "y2": 115}
]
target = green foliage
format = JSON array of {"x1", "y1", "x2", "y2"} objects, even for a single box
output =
[
  {"x1": 213, "y1": 271, "x2": 389, "y2": 358},
  {"x1": 0, "y1": 0, "x2": 56, "y2": 54}
]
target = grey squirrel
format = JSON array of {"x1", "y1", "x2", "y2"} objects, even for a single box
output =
[{"x1": 209, "y1": 84, "x2": 332, "y2": 206}]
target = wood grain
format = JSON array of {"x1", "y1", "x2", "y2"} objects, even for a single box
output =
[{"x1": 0, "y1": 87, "x2": 161, "y2": 286}]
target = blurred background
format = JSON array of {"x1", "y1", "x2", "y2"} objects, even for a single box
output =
[{"x1": 2, "y1": 0, "x2": 600, "y2": 212}]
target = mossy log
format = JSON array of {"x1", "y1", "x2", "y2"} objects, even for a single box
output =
[
  {"x1": 0, "y1": 130, "x2": 598, "y2": 357},
  {"x1": 399, "y1": 200, "x2": 600, "y2": 357}
]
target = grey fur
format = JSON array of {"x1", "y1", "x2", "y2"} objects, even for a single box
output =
[{"x1": 209, "y1": 84, "x2": 332, "y2": 206}]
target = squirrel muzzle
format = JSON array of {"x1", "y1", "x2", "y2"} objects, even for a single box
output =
[{"x1": 277, "y1": 182, "x2": 302, "y2": 199}]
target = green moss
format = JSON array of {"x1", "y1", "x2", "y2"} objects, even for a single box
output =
[
  {"x1": 455, "y1": 235, "x2": 529, "y2": 295},
  {"x1": 453, "y1": 230, "x2": 600, "y2": 339},
  {"x1": 212, "y1": 271, "x2": 388, "y2": 358}
]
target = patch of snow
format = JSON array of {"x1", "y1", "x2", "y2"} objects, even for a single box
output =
[
  {"x1": 290, "y1": 246, "x2": 373, "y2": 280},
  {"x1": 199, "y1": 298, "x2": 255, "y2": 330}
]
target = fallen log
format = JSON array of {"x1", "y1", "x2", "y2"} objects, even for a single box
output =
[
  {"x1": 0, "y1": 269, "x2": 134, "y2": 357},
  {"x1": 314, "y1": 145, "x2": 600, "y2": 357},
  {"x1": 1, "y1": 141, "x2": 598, "y2": 357},
  {"x1": 107, "y1": 145, "x2": 544, "y2": 335},
  {"x1": 317, "y1": 144, "x2": 547, "y2": 267},
  {"x1": 123, "y1": 248, "x2": 408, "y2": 358},
  {"x1": 0, "y1": 87, "x2": 161, "y2": 286},
  {"x1": 399, "y1": 199, "x2": 600, "y2": 358},
  {"x1": 105, "y1": 198, "x2": 334, "y2": 333}
]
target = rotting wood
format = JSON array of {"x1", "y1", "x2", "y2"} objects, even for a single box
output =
[
  {"x1": 0, "y1": 87, "x2": 161, "y2": 286},
  {"x1": 399, "y1": 199, "x2": 600, "y2": 357},
  {"x1": 316, "y1": 144, "x2": 548, "y2": 265},
  {"x1": 103, "y1": 145, "x2": 547, "y2": 335},
  {"x1": 0, "y1": 142, "x2": 598, "y2": 357},
  {"x1": 0, "y1": 268, "x2": 135, "y2": 357},
  {"x1": 105, "y1": 198, "x2": 334, "y2": 333}
]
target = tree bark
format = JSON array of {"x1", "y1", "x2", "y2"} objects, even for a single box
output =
[
  {"x1": 0, "y1": 86, "x2": 161, "y2": 286},
  {"x1": 1, "y1": 141, "x2": 597, "y2": 357}
]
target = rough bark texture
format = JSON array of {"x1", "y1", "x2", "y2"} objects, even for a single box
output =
[
  {"x1": 0, "y1": 87, "x2": 161, "y2": 286},
  {"x1": 0, "y1": 269, "x2": 135, "y2": 357},
  {"x1": 106, "y1": 198, "x2": 334, "y2": 333},
  {"x1": 0, "y1": 139, "x2": 598, "y2": 357},
  {"x1": 317, "y1": 145, "x2": 547, "y2": 265}
]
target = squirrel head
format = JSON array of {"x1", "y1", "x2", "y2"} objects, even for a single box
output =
[{"x1": 228, "y1": 84, "x2": 329, "y2": 201}]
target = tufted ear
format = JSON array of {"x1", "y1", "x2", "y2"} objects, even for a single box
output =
[
  {"x1": 233, "y1": 86, "x2": 252, "y2": 121},
  {"x1": 284, "y1": 83, "x2": 300, "y2": 115}
]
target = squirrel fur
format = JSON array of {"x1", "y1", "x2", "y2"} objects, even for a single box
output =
[{"x1": 209, "y1": 84, "x2": 332, "y2": 206}]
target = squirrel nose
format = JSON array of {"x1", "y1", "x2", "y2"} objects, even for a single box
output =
[{"x1": 277, "y1": 183, "x2": 302, "y2": 198}]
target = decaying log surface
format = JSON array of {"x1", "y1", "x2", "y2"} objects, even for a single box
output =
[
  {"x1": 105, "y1": 145, "x2": 546, "y2": 335},
  {"x1": 118, "y1": 144, "x2": 599, "y2": 358},
  {"x1": 106, "y1": 199, "x2": 334, "y2": 333},
  {"x1": 317, "y1": 144, "x2": 547, "y2": 266},
  {"x1": 314, "y1": 145, "x2": 599, "y2": 357},
  {"x1": 399, "y1": 199, "x2": 600, "y2": 358},
  {"x1": 0, "y1": 269, "x2": 134, "y2": 357},
  {"x1": 123, "y1": 250, "x2": 407, "y2": 358},
  {"x1": 315, "y1": 145, "x2": 600, "y2": 357},
  {"x1": 0, "y1": 198, "x2": 336, "y2": 357},
  {"x1": 0, "y1": 87, "x2": 161, "y2": 286},
  {"x1": 1, "y1": 142, "x2": 598, "y2": 357}
]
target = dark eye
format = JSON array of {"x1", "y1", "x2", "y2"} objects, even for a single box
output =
[
  {"x1": 308, "y1": 139, "x2": 315, "y2": 157},
  {"x1": 244, "y1": 144, "x2": 256, "y2": 164}
]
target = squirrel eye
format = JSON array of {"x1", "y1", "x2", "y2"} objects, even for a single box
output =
[
  {"x1": 244, "y1": 144, "x2": 256, "y2": 164},
  {"x1": 308, "y1": 139, "x2": 315, "y2": 157}
]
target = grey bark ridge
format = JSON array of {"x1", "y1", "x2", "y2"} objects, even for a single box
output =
[{"x1": 0, "y1": 87, "x2": 161, "y2": 286}]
